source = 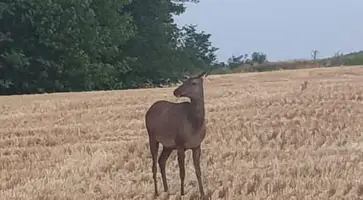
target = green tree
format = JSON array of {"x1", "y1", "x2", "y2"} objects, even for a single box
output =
[
  {"x1": 0, "y1": 0, "x2": 134, "y2": 94},
  {"x1": 251, "y1": 52, "x2": 267, "y2": 64},
  {"x1": 227, "y1": 54, "x2": 249, "y2": 69},
  {"x1": 121, "y1": 0, "x2": 218, "y2": 87},
  {"x1": 0, "y1": 0, "x2": 219, "y2": 94},
  {"x1": 120, "y1": 0, "x2": 185, "y2": 87},
  {"x1": 177, "y1": 24, "x2": 219, "y2": 74}
]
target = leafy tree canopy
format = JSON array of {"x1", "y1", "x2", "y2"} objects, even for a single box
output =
[{"x1": 0, "y1": 0, "x2": 218, "y2": 94}]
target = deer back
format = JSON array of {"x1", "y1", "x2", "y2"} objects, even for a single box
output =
[{"x1": 145, "y1": 100, "x2": 205, "y2": 149}]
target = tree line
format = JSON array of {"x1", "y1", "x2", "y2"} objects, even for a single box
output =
[
  {"x1": 2, "y1": 1, "x2": 361, "y2": 95},
  {"x1": 0, "y1": 0, "x2": 222, "y2": 95}
]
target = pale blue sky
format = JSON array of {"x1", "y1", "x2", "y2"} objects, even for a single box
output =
[{"x1": 174, "y1": 0, "x2": 363, "y2": 62}]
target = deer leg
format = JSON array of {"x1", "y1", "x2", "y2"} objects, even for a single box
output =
[
  {"x1": 192, "y1": 146, "x2": 205, "y2": 198},
  {"x1": 177, "y1": 148, "x2": 186, "y2": 196},
  {"x1": 149, "y1": 140, "x2": 159, "y2": 197},
  {"x1": 158, "y1": 147, "x2": 172, "y2": 192}
]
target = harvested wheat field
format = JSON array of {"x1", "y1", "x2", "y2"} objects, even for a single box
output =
[{"x1": 1, "y1": 66, "x2": 363, "y2": 200}]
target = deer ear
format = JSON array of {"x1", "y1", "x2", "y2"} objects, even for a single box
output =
[
  {"x1": 198, "y1": 71, "x2": 208, "y2": 79},
  {"x1": 181, "y1": 75, "x2": 190, "y2": 82}
]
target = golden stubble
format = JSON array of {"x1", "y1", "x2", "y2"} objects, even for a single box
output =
[{"x1": 1, "y1": 65, "x2": 363, "y2": 200}]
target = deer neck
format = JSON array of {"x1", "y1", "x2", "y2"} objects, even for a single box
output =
[{"x1": 189, "y1": 95, "x2": 205, "y2": 128}]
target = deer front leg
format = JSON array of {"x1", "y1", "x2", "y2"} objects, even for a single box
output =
[
  {"x1": 192, "y1": 146, "x2": 205, "y2": 199},
  {"x1": 177, "y1": 148, "x2": 186, "y2": 195}
]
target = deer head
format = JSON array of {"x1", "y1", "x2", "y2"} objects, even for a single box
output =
[{"x1": 173, "y1": 71, "x2": 208, "y2": 100}]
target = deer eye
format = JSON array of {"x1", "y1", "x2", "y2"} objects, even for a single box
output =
[{"x1": 191, "y1": 82, "x2": 196, "y2": 85}]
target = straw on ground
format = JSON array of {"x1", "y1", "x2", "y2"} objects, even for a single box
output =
[{"x1": 1, "y1": 66, "x2": 363, "y2": 200}]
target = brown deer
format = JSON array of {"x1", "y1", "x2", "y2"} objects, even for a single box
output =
[
  {"x1": 144, "y1": 71, "x2": 209, "y2": 199},
  {"x1": 300, "y1": 81, "x2": 308, "y2": 91}
]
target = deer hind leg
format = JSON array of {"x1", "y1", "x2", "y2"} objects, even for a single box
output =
[
  {"x1": 192, "y1": 146, "x2": 205, "y2": 199},
  {"x1": 177, "y1": 148, "x2": 186, "y2": 196},
  {"x1": 158, "y1": 147, "x2": 172, "y2": 193},
  {"x1": 149, "y1": 139, "x2": 159, "y2": 197}
]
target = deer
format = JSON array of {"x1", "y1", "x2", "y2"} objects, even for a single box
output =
[
  {"x1": 144, "y1": 71, "x2": 209, "y2": 200},
  {"x1": 300, "y1": 81, "x2": 308, "y2": 91}
]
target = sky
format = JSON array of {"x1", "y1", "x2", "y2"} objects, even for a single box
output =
[{"x1": 174, "y1": 0, "x2": 363, "y2": 62}]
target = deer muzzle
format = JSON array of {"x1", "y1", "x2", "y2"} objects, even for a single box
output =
[
  {"x1": 173, "y1": 90, "x2": 180, "y2": 97},
  {"x1": 173, "y1": 88, "x2": 183, "y2": 98}
]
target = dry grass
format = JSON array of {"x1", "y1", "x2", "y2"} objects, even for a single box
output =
[{"x1": 1, "y1": 66, "x2": 363, "y2": 200}]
